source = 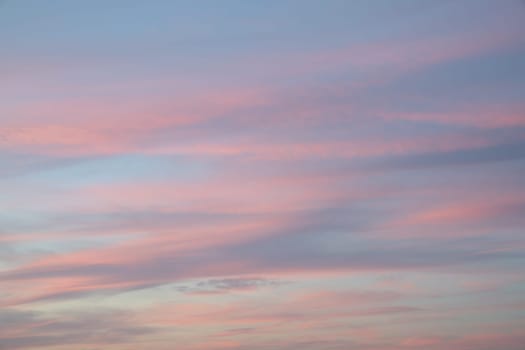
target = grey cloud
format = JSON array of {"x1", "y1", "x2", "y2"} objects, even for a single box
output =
[
  {"x1": 364, "y1": 141, "x2": 525, "y2": 170},
  {"x1": 0, "y1": 152, "x2": 98, "y2": 178},
  {"x1": 0, "y1": 308, "x2": 155, "y2": 350},
  {"x1": 175, "y1": 277, "x2": 286, "y2": 295}
]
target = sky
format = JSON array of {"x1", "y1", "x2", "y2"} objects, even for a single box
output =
[{"x1": 1, "y1": 0, "x2": 525, "y2": 349}]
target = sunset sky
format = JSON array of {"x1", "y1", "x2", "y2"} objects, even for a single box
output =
[{"x1": 1, "y1": 1, "x2": 525, "y2": 349}]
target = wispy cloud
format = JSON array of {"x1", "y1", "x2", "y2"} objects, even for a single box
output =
[{"x1": 1, "y1": 0, "x2": 524, "y2": 349}]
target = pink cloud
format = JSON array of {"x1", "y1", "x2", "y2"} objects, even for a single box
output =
[
  {"x1": 385, "y1": 193, "x2": 525, "y2": 238},
  {"x1": 0, "y1": 87, "x2": 266, "y2": 157}
]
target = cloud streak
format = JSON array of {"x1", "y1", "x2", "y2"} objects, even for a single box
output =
[{"x1": 1, "y1": 0, "x2": 524, "y2": 349}]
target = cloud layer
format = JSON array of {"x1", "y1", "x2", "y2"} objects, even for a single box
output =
[{"x1": 1, "y1": 0, "x2": 524, "y2": 349}]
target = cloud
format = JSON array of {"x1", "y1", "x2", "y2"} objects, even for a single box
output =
[
  {"x1": 0, "y1": 308, "x2": 155, "y2": 350},
  {"x1": 175, "y1": 277, "x2": 286, "y2": 295},
  {"x1": 1, "y1": 1, "x2": 525, "y2": 349},
  {"x1": 3, "y1": 200, "x2": 524, "y2": 307},
  {"x1": 361, "y1": 141, "x2": 525, "y2": 170}
]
